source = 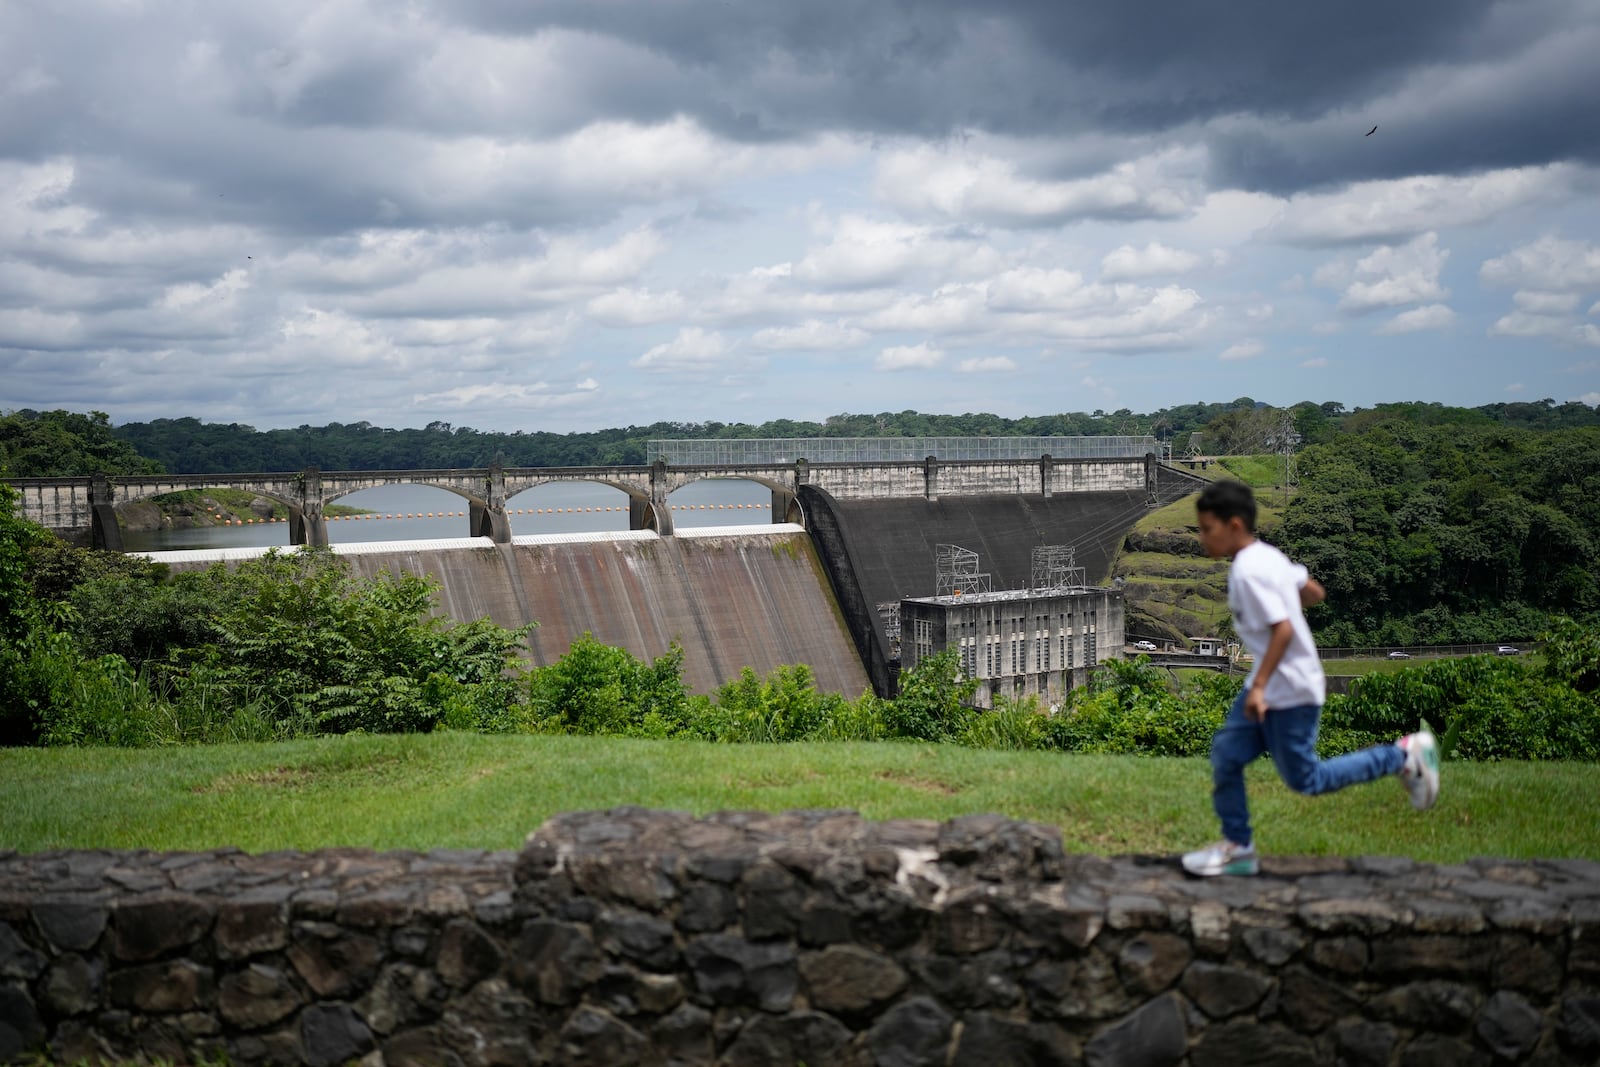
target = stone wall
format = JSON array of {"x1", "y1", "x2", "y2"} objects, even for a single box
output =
[{"x1": 2, "y1": 809, "x2": 1598, "y2": 1066}]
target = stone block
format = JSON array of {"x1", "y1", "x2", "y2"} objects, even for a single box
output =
[
  {"x1": 1493, "y1": 933, "x2": 1563, "y2": 996},
  {"x1": 1024, "y1": 951, "x2": 1135, "y2": 1021},
  {"x1": 383, "y1": 1027, "x2": 465, "y2": 1067},
  {"x1": 43, "y1": 954, "x2": 101, "y2": 1017},
  {"x1": 301, "y1": 1003, "x2": 375, "y2": 1067},
  {"x1": 1372, "y1": 980, "x2": 1478, "y2": 1031},
  {"x1": 800, "y1": 944, "x2": 907, "y2": 1016},
  {"x1": 215, "y1": 893, "x2": 289, "y2": 959},
  {"x1": 652, "y1": 1003, "x2": 713, "y2": 1065},
  {"x1": 1369, "y1": 935, "x2": 1492, "y2": 979},
  {"x1": 866, "y1": 996, "x2": 952, "y2": 1067},
  {"x1": 906, "y1": 951, "x2": 1020, "y2": 1011},
  {"x1": 1179, "y1": 961, "x2": 1272, "y2": 1019},
  {"x1": 951, "y1": 1012, "x2": 1079, "y2": 1067},
  {"x1": 1297, "y1": 896, "x2": 1402, "y2": 935},
  {"x1": 436, "y1": 919, "x2": 504, "y2": 989},
  {"x1": 1278, "y1": 965, "x2": 1360, "y2": 1033},
  {"x1": 511, "y1": 919, "x2": 601, "y2": 1006},
  {"x1": 1397, "y1": 1032, "x2": 1490, "y2": 1067},
  {"x1": 0, "y1": 984, "x2": 44, "y2": 1062},
  {"x1": 1560, "y1": 994, "x2": 1600, "y2": 1058},
  {"x1": 740, "y1": 861, "x2": 803, "y2": 941},
  {"x1": 934, "y1": 891, "x2": 1007, "y2": 955},
  {"x1": 1241, "y1": 925, "x2": 1303, "y2": 966},
  {"x1": 110, "y1": 893, "x2": 213, "y2": 961},
  {"x1": 676, "y1": 883, "x2": 737, "y2": 934},
  {"x1": 30, "y1": 900, "x2": 109, "y2": 953},
  {"x1": 596, "y1": 911, "x2": 680, "y2": 972},
  {"x1": 106, "y1": 959, "x2": 212, "y2": 1014},
  {"x1": 683, "y1": 934, "x2": 797, "y2": 1012},
  {"x1": 0, "y1": 922, "x2": 45, "y2": 981},
  {"x1": 218, "y1": 963, "x2": 303, "y2": 1029},
  {"x1": 1084, "y1": 993, "x2": 1186, "y2": 1067},
  {"x1": 1307, "y1": 935, "x2": 1368, "y2": 976},
  {"x1": 287, "y1": 930, "x2": 383, "y2": 998},
  {"x1": 1477, "y1": 990, "x2": 1545, "y2": 1061},
  {"x1": 722, "y1": 1011, "x2": 856, "y2": 1067},
  {"x1": 559, "y1": 1006, "x2": 650, "y2": 1067},
  {"x1": 1333, "y1": 1020, "x2": 1397, "y2": 1067},
  {"x1": 1189, "y1": 1019, "x2": 1316, "y2": 1066},
  {"x1": 1116, "y1": 932, "x2": 1191, "y2": 995}
]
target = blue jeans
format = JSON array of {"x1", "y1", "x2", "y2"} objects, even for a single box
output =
[{"x1": 1211, "y1": 689, "x2": 1405, "y2": 848}]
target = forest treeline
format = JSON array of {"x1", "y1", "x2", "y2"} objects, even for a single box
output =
[
  {"x1": 4, "y1": 398, "x2": 1599, "y2": 476},
  {"x1": 3, "y1": 400, "x2": 1599, "y2": 645}
]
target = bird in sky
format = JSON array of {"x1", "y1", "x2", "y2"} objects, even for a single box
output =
[{"x1": 1366, "y1": 125, "x2": 1378, "y2": 136}]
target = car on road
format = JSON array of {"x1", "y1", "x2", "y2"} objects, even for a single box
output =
[
  {"x1": 1387, "y1": 651, "x2": 1411, "y2": 659},
  {"x1": 1133, "y1": 640, "x2": 1158, "y2": 652},
  {"x1": 1496, "y1": 645, "x2": 1520, "y2": 655}
]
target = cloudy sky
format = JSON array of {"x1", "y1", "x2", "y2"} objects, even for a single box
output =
[{"x1": 3, "y1": 0, "x2": 1598, "y2": 433}]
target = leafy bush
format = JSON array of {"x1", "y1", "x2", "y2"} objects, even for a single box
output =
[
  {"x1": 882, "y1": 650, "x2": 978, "y2": 742},
  {"x1": 1043, "y1": 658, "x2": 1228, "y2": 756},
  {"x1": 527, "y1": 635, "x2": 687, "y2": 736}
]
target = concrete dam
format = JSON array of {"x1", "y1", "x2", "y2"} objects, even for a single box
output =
[{"x1": 152, "y1": 477, "x2": 1203, "y2": 699}]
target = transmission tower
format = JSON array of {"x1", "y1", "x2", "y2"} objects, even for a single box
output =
[
  {"x1": 1030, "y1": 546, "x2": 1086, "y2": 593},
  {"x1": 935, "y1": 544, "x2": 992, "y2": 598},
  {"x1": 1277, "y1": 409, "x2": 1299, "y2": 500}
]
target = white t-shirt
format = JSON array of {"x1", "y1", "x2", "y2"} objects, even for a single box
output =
[{"x1": 1229, "y1": 540, "x2": 1326, "y2": 708}]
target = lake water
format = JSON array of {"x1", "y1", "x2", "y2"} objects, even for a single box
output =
[{"x1": 118, "y1": 479, "x2": 777, "y2": 551}]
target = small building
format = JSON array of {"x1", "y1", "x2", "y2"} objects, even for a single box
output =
[
  {"x1": 1193, "y1": 637, "x2": 1225, "y2": 657},
  {"x1": 899, "y1": 586, "x2": 1126, "y2": 710}
]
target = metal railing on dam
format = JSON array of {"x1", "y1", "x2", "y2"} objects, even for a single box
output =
[
  {"x1": 648, "y1": 435, "x2": 1159, "y2": 464},
  {"x1": 6, "y1": 444, "x2": 1187, "y2": 551}
]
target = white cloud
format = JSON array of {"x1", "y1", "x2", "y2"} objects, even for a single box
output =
[
  {"x1": 1332, "y1": 233, "x2": 1450, "y2": 313},
  {"x1": 1220, "y1": 340, "x2": 1265, "y2": 361},
  {"x1": 1300, "y1": 357, "x2": 1329, "y2": 368},
  {"x1": 875, "y1": 343, "x2": 944, "y2": 371},
  {"x1": 413, "y1": 379, "x2": 600, "y2": 408},
  {"x1": 874, "y1": 143, "x2": 1197, "y2": 227},
  {"x1": 586, "y1": 287, "x2": 686, "y2": 326},
  {"x1": 632, "y1": 327, "x2": 738, "y2": 372},
  {"x1": 793, "y1": 215, "x2": 997, "y2": 290},
  {"x1": 1378, "y1": 304, "x2": 1456, "y2": 334},
  {"x1": 1505, "y1": 383, "x2": 1525, "y2": 393},
  {"x1": 1268, "y1": 164, "x2": 1578, "y2": 246},
  {"x1": 1099, "y1": 242, "x2": 1201, "y2": 280},
  {"x1": 1590, "y1": 301, "x2": 1600, "y2": 317},
  {"x1": 750, "y1": 319, "x2": 869, "y2": 351},
  {"x1": 1490, "y1": 313, "x2": 1600, "y2": 347},
  {"x1": 956, "y1": 356, "x2": 1017, "y2": 373},
  {"x1": 1578, "y1": 392, "x2": 1600, "y2": 405},
  {"x1": 1481, "y1": 236, "x2": 1600, "y2": 292},
  {"x1": 1511, "y1": 290, "x2": 1582, "y2": 315},
  {"x1": 1311, "y1": 321, "x2": 1343, "y2": 336}
]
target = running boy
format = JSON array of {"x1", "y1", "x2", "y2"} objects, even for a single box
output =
[{"x1": 1182, "y1": 480, "x2": 1439, "y2": 877}]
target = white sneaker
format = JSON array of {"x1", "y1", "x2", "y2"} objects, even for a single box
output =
[
  {"x1": 1182, "y1": 839, "x2": 1259, "y2": 877},
  {"x1": 1397, "y1": 727, "x2": 1440, "y2": 811}
]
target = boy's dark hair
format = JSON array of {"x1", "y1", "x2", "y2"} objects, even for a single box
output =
[{"x1": 1196, "y1": 479, "x2": 1257, "y2": 532}]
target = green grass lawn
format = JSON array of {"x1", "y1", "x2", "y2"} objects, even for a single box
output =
[{"x1": 3, "y1": 733, "x2": 1594, "y2": 862}]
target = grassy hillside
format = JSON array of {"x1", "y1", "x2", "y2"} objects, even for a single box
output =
[{"x1": 1112, "y1": 486, "x2": 1284, "y2": 646}]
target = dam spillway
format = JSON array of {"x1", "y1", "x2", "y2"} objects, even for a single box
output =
[{"x1": 148, "y1": 526, "x2": 872, "y2": 698}]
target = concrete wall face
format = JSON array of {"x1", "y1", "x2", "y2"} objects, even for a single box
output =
[
  {"x1": 901, "y1": 589, "x2": 1125, "y2": 710},
  {"x1": 799, "y1": 486, "x2": 1183, "y2": 698},
  {"x1": 2, "y1": 810, "x2": 1597, "y2": 1067},
  {"x1": 328, "y1": 534, "x2": 871, "y2": 697}
]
